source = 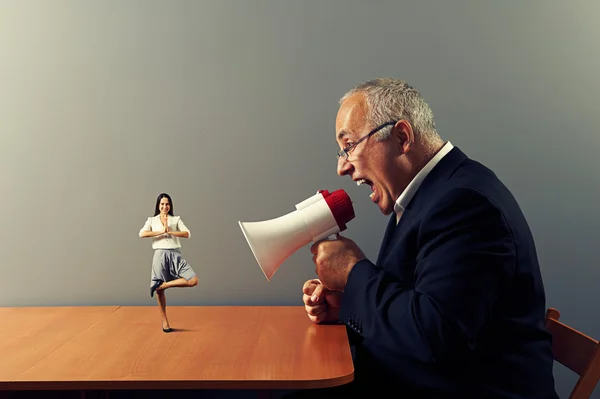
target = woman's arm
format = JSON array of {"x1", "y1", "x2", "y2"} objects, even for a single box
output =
[
  {"x1": 168, "y1": 231, "x2": 189, "y2": 238},
  {"x1": 173, "y1": 217, "x2": 191, "y2": 238},
  {"x1": 140, "y1": 229, "x2": 166, "y2": 238}
]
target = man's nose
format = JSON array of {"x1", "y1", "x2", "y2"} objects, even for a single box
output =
[{"x1": 337, "y1": 156, "x2": 350, "y2": 176}]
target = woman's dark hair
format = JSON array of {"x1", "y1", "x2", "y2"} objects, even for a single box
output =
[{"x1": 154, "y1": 193, "x2": 174, "y2": 216}]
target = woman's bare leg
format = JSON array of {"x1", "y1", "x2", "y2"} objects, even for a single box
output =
[
  {"x1": 156, "y1": 290, "x2": 170, "y2": 330},
  {"x1": 157, "y1": 276, "x2": 198, "y2": 290}
]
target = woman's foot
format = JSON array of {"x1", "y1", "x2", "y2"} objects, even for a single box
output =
[
  {"x1": 156, "y1": 282, "x2": 168, "y2": 292},
  {"x1": 162, "y1": 321, "x2": 172, "y2": 333},
  {"x1": 150, "y1": 280, "x2": 164, "y2": 297}
]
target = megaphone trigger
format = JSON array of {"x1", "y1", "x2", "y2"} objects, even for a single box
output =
[{"x1": 322, "y1": 232, "x2": 341, "y2": 241}]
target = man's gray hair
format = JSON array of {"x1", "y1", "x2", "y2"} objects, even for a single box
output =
[{"x1": 339, "y1": 78, "x2": 440, "y2": 145}]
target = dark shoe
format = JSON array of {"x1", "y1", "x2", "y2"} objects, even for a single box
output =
[
  {"x1": 150, "y1": 280, "x2": 163, "y2": 297},
  {"x1": 163, "y1": 327, "x2": 173, "y2": 333}
]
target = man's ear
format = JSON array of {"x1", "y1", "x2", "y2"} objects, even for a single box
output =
[{"x1": 392, "y1": 120, "x2": 414, "y2": 153}]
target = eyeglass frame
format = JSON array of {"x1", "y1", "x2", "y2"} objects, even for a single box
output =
[{"x1": 337, "y1": 121, "x2": 398, "y2": 161}]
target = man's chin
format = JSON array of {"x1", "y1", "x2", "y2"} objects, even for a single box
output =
[
  {"x1": 369, "y1": 193, "x2": 391, "y2": 214},
  {"x1": 377, "y1": 204, "x2": 393, "y2": 215}
]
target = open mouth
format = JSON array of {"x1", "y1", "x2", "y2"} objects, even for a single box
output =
[{"x1": 356, "y1": 178, "x2": 376, "y2": 200}]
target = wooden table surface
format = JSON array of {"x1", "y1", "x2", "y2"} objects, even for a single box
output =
[{"x1": 0, "y1": 306, "x2": 354, "y2": 390}]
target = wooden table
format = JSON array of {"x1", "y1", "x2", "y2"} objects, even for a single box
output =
[{"x1": 0, "y1": 306, "x2": 353, "y2": 393}]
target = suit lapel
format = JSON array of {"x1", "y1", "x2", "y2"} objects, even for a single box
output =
[
  {"x1": 376, "y1": 213, "x2": 398, "y2": 265},
  {"x1": 374, "y1": 146, "x2": 469, "y2": 267}
]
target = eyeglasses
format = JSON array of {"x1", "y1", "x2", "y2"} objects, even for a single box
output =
[{"x1": 337, "y1": 121, "x2": 397, "y2": 161}]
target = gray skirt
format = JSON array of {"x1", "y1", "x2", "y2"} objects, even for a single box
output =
[{"x1": 150, "y1": 248, "x2": 196, "y2": 288}]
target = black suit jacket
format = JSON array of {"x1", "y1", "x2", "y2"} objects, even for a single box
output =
[{"x1": 339, "y1": 147, "x2": 558, "y2": 398}]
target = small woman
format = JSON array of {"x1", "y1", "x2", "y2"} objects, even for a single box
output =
[{"x1": 139, "y1": 192, "x2": 198, "y2": 332}]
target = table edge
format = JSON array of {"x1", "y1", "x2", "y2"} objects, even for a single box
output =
[{"x1": 0, "y1": 371, "x2": 354, "y2": 390}]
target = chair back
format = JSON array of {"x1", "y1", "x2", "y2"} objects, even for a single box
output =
[{"x1": 545, "y1": 308, "x2": 600, "y2": 399}]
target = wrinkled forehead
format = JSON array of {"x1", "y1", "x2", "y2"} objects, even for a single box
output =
[{"x1": 335, "y1": 93, "x2": 369, "y2": 142}]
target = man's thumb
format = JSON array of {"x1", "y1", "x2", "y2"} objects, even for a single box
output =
[{"x1": 310, "y1": 284, "x2": 325, "y2": 303}]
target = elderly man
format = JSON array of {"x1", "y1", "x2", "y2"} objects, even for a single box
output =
[{"x1": 299, "y1": 78, "x2": 558, "y2": 398}]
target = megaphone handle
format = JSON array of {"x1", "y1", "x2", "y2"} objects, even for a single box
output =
[
  {"x1": 313, "y1": 226, "x2": 342, "y2": 241},
  {"x1": 319, "y1": 233, "x2": 340, "y2": 242}
]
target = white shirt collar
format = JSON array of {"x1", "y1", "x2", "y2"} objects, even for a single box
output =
[{"x1": 394, "y1": 141, "x2": 454, "y2": 215}]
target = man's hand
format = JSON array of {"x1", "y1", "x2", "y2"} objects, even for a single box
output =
[
  {"x1": 302, "y1": 279, "x2": 343, "y2": 324},
  {"x1": 310, "y1": 234, "x2": 365, "y2": 291}
]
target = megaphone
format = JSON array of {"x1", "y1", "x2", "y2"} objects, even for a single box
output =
[{"x1": 238, "y1": 189, "x2": 355, "y2": 281}]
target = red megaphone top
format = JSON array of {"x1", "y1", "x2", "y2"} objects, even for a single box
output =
[{"x1": 318, "y1": 189, "x2": 355, "y2": 231}]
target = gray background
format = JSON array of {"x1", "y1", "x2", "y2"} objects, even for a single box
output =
[{"x1": 1, "y1": 1, "x2": 599, "y2": 398}]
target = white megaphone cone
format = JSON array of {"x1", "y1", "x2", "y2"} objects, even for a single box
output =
[{"x1": 238, "y1": 189, "x2": 355, "y2": 281}]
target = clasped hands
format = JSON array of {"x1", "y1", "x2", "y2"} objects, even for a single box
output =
[
  {"x1": 157, "y1": 219, "x2": 171, "y2": 237},
  {"x1": 303, "y1": 234, "x2": 365, "y2": 324}
]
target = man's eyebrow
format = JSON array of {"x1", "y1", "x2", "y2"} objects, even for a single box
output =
[{"x1": 337, "y1": 129, "x2": 351, "y2": 140}]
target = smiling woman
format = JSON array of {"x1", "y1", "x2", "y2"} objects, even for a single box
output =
[{"x1": 138, "y1": 192, "x2": 199, "y2": 333}]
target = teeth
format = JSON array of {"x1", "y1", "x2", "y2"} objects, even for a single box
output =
[{"x1": 356, "y1": 179, "x2": 367, "y2": 186}]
